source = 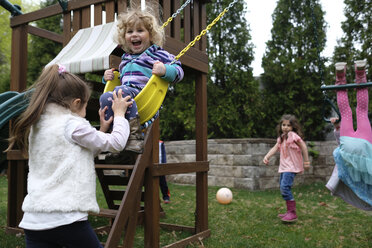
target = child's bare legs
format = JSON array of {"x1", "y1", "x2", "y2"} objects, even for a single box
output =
[
  {"x1": 335, "y1": 62, "x2": 354, "y2": 137},
  {"x1": 354, "y1": 60, "x2": 372, "y2": 143}
]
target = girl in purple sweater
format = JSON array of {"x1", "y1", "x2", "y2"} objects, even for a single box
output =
[{"x1": 100, "y1": 5, "x2": 184, "y2": 153}]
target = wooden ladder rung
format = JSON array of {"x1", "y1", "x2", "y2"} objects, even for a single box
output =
[
  {"x1": 91, "y1": 208, "x2": 118, "y2": 218},
  {"x1": 95, "y1": 164, "x2": 134, "y2": 170}
]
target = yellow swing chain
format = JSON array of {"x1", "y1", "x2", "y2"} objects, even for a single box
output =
[{"x1": 171, "y1": 0, "x2": 238, "y2": 64}]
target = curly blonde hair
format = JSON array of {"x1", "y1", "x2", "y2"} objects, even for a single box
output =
[{"x1": 114, "y1": 4, "x2": 165, "y2": 53}]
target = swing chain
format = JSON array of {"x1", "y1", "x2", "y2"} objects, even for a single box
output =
[
  {"x1": 162, "y1": 0, "x2": 192, "y2": 29},
  {"x1": 171, "y1": 0, "x2": 238, "y2": 63}
]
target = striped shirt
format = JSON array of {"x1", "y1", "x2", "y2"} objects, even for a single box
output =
[{"x1": 118, "y1": 44, "x2": 184, "y2": 88}]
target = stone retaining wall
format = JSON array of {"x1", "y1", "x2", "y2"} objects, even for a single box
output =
[{"x1": 164, "y1": 139, "x2": 338, "y2": 190}]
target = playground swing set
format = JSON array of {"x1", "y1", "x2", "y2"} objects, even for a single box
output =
[
  {"x1": 0, "y1": 0, "x2": 237, "y2": 247},
  {"x1": 1, "y1": 0, "x2": 370, "y2": 247}
]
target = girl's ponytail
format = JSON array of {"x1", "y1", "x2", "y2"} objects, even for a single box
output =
[{"x1": 6, "y1": 64, "x2": 90, "y2": 155}]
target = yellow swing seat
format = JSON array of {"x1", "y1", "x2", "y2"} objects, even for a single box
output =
[{"x1": 103, "y1": 70, "x2": 169, "y2": 124}]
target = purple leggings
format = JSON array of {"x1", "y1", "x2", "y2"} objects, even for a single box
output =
[
  {"x1": 336, "y1": 68, "x2": 372, "y2": 144},
  {"x1": 99, "y1": 85, "x2": 141, "y2": 121}
]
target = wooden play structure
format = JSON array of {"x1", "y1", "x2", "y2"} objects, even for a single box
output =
[{"x1": 5, "y1": 0, "x2": 210, "y2": 247}]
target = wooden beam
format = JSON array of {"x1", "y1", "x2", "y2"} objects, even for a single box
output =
[
  {"x1": 10, "y1": 25, "x2": 28, "y2": 92},
  {"x1": 164, "y1": 37, "x2": 208, "y2": 73},
  {"x1": 81, "y1": 6, "x2": 91, "y2": 28},
  {"x1": 10, "y1": 4, "x2": 62, "y2": 27},
  {"x1": 72, "y1": 9, "x2": 82, "y2": 36},
  {"x1": 162, "y1": 230, "x2": 211, "y2": 248},
  {"x1": 200, "y1": 3, "x2": 207, "y2": 52},
  {"x1": 150, "y1": 162, "x2": 209, "y2": 176},
  {"x1": 105, "y1": 125, "x2": 154, "y2": 247},
  {"x1": 144, "y1": 119, "x2": 160, "y2": 248},
  {"x1": 193, "y1": 1, "x2": 200, "y2": 45},
  {"x1": 105, "y1": 1, "x2": 115, "y2": 23},
  {"x1": 27, "y1": 25, "x2": 63, "y2": 43},
  {"x1": 159, "y1": 223, "x2": 195, "y2": 233},
  {"x1": 5, "y1": 227, "x2": 24, "y2": 235},
  {"x1": 172, "y1": 0, "x2": 181, "y2": 40},
  {"x1": 183, "y1": 3, "x2": 191, "y2": 43},
  {"x1": 117, "y1": 0, "x2": 127, "y2": 14},
  {"x1": 109, "y1": 55, "x2": 122, "y2": 69},
  {"x1": 7, "y1": 150, "x2": 28, "y2": 160},
  {"x1": 195, "y1": 73, "x2": 208, "y2": 233},
  {"x1": 10, "y1": 1, "x2": 109, "y2": 27},
  {"x1": 7, "y1": 160, "x2": 27, "y2": 229},
  {"x1": 95, "y1": 164, "x2": 134, "y2": 170},
  {"x1": 63, "y1": 12, "x2": 72, "y2": 46},
  {"x1": 94, "y1": 4, "x2": 103, "y2": 26},
  {"x1": 163, "y1": 1, "x2": 171, "y2": 37},
  {"x1": 69, "y1": 0, "x2": 107, "y2": 10},
  {"x1": 195, "y1": 73, "x2": 208, "y2": 162}
]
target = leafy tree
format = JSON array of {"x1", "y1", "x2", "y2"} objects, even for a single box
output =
[
  {"x1": 260, "y1": 0, "x2": 327, "y2": 140},
  {"x1": 205, "y1": 0, "x2": 260, "y2": 138},
  {"x1": 160, "y1": 70, "x2": 196, "y2": 140},
  {"x1": 160, "y1": 0, "x2": 259, "y2": 140},
  {"x1": 27, "y1": 0, "x2": 62, "y2": 85}
]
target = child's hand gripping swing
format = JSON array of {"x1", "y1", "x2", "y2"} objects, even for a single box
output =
[{"x1": 103, "y1": 70, "x2": 169, "y2": 125}]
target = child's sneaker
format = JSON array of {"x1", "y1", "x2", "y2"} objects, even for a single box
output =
[
  {"x1": 163, "y1": 196, "x2": 171, "y2": 204},
  {"x1": 335, "y1": 62, "x2": 347, "y2": 85},
  {"x1": 355, "y1": 59, "x2": 367, "y2": 70},
  {"x1": 355, "y1": 59, "x2": 367, "y2": 84}
]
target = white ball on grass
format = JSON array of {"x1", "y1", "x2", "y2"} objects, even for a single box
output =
[{"x1": 216, "y1": 187, "x2": 233, "y2": 205}]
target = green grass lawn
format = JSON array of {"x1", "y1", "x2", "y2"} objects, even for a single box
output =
[{"x1": 1, "y1": 174, "x2": 372, "y2": 247}]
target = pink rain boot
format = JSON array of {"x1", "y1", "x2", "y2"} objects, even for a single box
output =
[
  {"x1": 335, "y1": 62, "x2": 347, "y2": 85},
  {"x1": 281, "y1": 200, "x2": 298, "y2": 222},
  {"x1": 355, "y1": 60, "x2": 367, "y2": 84},
  {"x1": 278, "y1": 212, "x2": 287, "y2": 218}
]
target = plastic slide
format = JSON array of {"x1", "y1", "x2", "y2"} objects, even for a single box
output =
[{"x1": 0, "y1": 90, "x2": 33, "y2": 129}]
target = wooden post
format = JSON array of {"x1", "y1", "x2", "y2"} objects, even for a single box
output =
[
  {"x1": 195, "y1": 72, "x2": 208, "y2": 233},
  {"x1": 10, "y1": 24, "x2": 28, "y2": 92},
  {"x1": 144, "y1": 118, "x2": 160, "y2": 248},
  {"x1": 6, "y1": 151, "x2": 28, "y2": 233},
  {"x1": 8, "y1": 23, "x2": 28, "y2": 232}
]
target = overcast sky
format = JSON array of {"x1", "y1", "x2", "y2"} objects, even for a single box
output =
[{"x1": 245, "y1": 0, "x2": 346, "y2": 76}]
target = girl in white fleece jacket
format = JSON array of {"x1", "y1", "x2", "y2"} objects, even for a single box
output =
[{"x1": 7, "y1": 64, "x2": 132, "y2": 248}]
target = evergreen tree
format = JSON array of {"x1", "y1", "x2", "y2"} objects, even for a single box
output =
[
  {"x1": 27, "y1": 0, "x2": 62, "y2": 85},
  {"x1": 206, "y1": 0, "x2": 260, "y2": 138},
  {"x1": 261, "y1": 0, "x2": 327, "y2": 140},
  {"x1": 160, "y1": 70, "x2": 196, "y2": 140},
  {"x1": 160, "y1": 0, "x2": 259, "y2": 140}
]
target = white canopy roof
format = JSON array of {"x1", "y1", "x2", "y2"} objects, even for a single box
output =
[{"x1": 47, "y1": 22, "x2": 120, "y2": 74}]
